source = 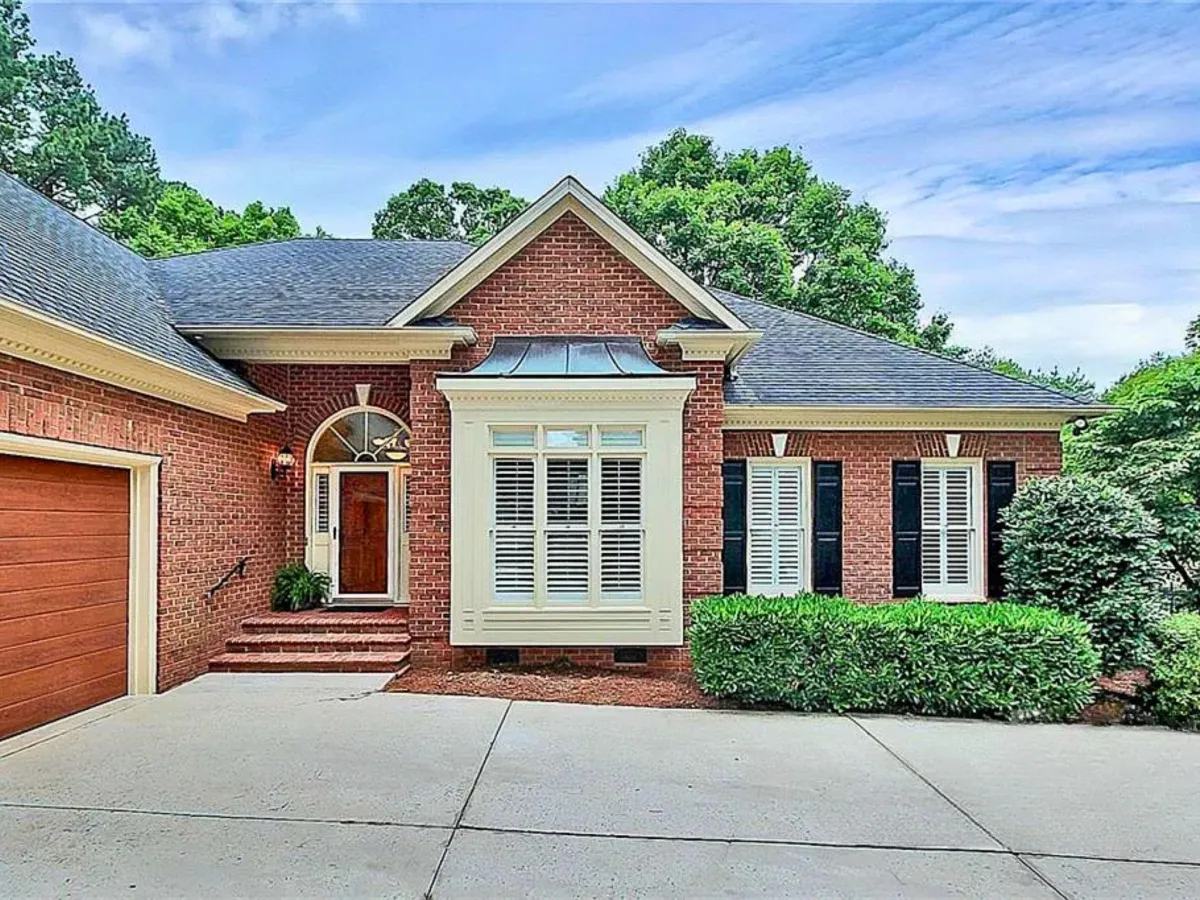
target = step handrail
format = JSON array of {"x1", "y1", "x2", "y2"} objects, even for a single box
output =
[{"x1": 206, "y1": 555, "x2": 252, "y2": 601}]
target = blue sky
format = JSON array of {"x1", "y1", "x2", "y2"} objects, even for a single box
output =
[{"x1": 26, "y1": 1, "x2": 1200, "y2": 385}]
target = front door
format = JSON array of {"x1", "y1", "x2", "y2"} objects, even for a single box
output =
[{"x1": 336, "y1": 470, "x2": 391, "y2": 597}]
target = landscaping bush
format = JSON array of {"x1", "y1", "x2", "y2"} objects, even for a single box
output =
[
  {"x1": 271, "y1": 562, "x2": 331, "y2": 611},
  {"x1": 1000, "y1": 475, "x2": 1167, "y2": 670},
  {"x1": 1147, "y1": 612, "x2": 1200, "y2": 730},
  {"x1": 689, "y1": 594, "x2": 1100, "y2": 722}
]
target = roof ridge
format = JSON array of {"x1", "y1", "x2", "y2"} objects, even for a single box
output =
[
  {"x1": 149, "y1": 235, "x2": 476, "y2": 262},
  {"x1": 715, "y1": 288, "x2": 1090, "y2": 406}
]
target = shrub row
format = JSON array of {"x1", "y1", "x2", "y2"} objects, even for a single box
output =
[
  {"x1": 1147, "y1": 613, "x2": 1200, "y2": 730},
  {"x1": 689, "y1": 595, "x2": 1100, "y2": 722}
]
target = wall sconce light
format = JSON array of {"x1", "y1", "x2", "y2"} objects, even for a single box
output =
[
  {"x1": 271, "y1": 444, "x2": 296, "y2": 481},
  {"x1": 1072, "y1": 416, "x2": 1089, "y2": 436}
]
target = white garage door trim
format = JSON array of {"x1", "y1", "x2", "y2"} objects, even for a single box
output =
[{"x1": 0, "y1": 432, "x2": 160, "y2": 695}]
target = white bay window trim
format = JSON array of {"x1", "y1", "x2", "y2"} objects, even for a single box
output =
[
  {"x1": 439, "y1": 375, "x2": 694, "y2": 646},
  {"x1": 920, "y1": 458, "x2": 985, "y2": 602},
  {"x1": 746, "y1": 458, "x2": 812, "y2": 596}
]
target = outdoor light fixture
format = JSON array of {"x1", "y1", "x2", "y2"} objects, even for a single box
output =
[
  {"x1": 271, "y1": 444, "x2": 296, "y2": 480},
  {"x1": 1071, "y1": 417, "x2": 1089, "y2": 436}
]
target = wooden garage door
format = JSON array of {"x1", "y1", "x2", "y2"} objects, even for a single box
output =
[{"x1": 0, "y1": 455, "x2": 129, "y2": 740}]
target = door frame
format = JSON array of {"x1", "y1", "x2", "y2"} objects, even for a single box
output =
[
  {"x1": 0, "y1": 431, "x2": 160, "y2": 695},
  {"x1": 329, "y1": 464, "x2": 397, "y2": 603}
]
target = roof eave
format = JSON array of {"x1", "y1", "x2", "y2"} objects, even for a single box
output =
[
  {"x1": 180, "y1": 325, "x2": 478, "y2": 363},
  {"x1": 722, "y1": 404, "x2": 1112, "y2": 432},
  {"x1": 0, "y1": 296, "x2": 284, "y2": 421}
]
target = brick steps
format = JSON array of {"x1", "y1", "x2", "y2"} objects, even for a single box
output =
[
  {"x1": 210, "y1": 650, "x2": 410, "y2": 673},
  {"x1": 226, "y1": 632, "x2": 411, "y2": 653},
  {"x1": 240, "y1": 610, "x2": 409, "y2": 634},
  {"x1": 210, "y1": 608, "x2": 412, "y2": 674}
]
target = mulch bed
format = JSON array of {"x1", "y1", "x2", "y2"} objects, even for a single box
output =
[{"x1": 385, "y1": 663, "x2": 724, "y2": 709}]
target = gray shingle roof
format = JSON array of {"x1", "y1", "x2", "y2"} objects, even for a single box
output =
[
  {"x1": 150, "y1": 238, "x2": 474, "y2": 327},
  {"x1": 715, "y1": 290, "x2": 1090, "y2": 409},
  {"x1": 0, "y1": 173, "x2": 264, "y2": 396}
]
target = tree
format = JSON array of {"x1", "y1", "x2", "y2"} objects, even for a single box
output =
[
  {"x1": 1186, "y1": 312, "x2": 1200, "y2": 353},
  {"x1": 0, "y1": 0, "x2": 159, "y2": 218},
  {"x1": 1067, "y1": 352, "x2": 1200, "y2": 606},
  {"x1": 102, "y1": 183, "x2": 301, "y2": 258},
  {"x1": 372, "y1": 178, "x2": 527, "y2": 244},
  {"x1": 604, "y1": 130, "x2": 950, "y2": 350},
  {"x1": 958, "y1": 346, "x2": 1095, "y2": 398}
]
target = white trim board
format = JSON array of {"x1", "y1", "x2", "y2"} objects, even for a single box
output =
[
  {"x1": 0, "y1": 432, "x2": 160, "y2": 695},
  {"x1": 388, "y1": 176, "x2": 754, "y2": 333}
]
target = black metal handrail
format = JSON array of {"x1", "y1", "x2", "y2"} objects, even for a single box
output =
[{"x1": 206, "y1": 555, "x2": 252, "y2": 600}]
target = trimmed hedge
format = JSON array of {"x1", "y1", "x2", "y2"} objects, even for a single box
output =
[
  {"x1": 1147, "y1": 613, "x2": 1200, "y2": 730},
  {"x1": 689, "y1": 594, "x2": 1101, "y2": 722}
]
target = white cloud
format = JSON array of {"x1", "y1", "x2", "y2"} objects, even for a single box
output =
[{"x1": 78, "y1": 11, "x2": 173, "y2": 69}]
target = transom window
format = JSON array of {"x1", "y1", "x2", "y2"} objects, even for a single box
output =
[
  {"x1": 490, "y1": 425, "x2": 644, "y2": 606},
  {"x1": 312, "y1": 410, "x2": 410, "y2": 464}
]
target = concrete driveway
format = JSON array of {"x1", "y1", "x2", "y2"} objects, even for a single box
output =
[{"x1": 1, "y1": 674, "x2": 1199, "y2": 899}]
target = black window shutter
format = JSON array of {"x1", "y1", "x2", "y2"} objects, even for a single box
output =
[
  {"x1": 722, "y1": 460, "x2": 747, "y2": 594},
  {"x1": 812, "y1": 461, "x2": 843, "y2": 595},
  {"x1": 987, "y1": 461, "x2": 1017, "y2": 598},
  {"x1": 892, "y1": 461, "x2": 922, "y2": 598}
]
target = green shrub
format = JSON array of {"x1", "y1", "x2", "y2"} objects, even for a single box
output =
[
  {"x1": 1147, "y1": 613, "x2": 1200, "y2": 730},
  {"x1": 271, "y1": 562, "x2": 331, "y2": 612},
  {"x1": 1000, "y1": 475, "x2": 1166, "y2": 670},
  {"x1": 689, "y1": 594, "x2": 1100, "y2": 721}
]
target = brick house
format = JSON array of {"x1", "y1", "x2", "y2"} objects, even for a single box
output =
[{"x1": 0, "y1": 173, "x2": 1102, "y2": 738}]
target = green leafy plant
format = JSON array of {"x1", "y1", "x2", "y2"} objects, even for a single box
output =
[
  {"x1": 270, "y1": 562, "x2": 331, "y2": 612},
  {"x1": 1146, "y1": 612, "x2": 1200, "y2": 730},
  {"x1": 689, "y1": 594, "x2": 1100, "y2": 722},
  {"x1": 1000, "y1": 475, "x2": 1167, "y2": 670}
]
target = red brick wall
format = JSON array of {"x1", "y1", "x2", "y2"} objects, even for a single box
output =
[
  {"x1": 0, "y1": 353, "x2": 288, "y2": 690},
  {"x1": 241, "y1": 364, "x2": 411, "y2": 561},
  {"x1": 723, "y1": 430, "x2": 1063, "y2": 601},
  {"x1": 407, "y1": 211, "x2": 724, "y2": 666}
]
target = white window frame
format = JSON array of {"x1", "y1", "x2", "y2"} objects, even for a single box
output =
[
  {"x1": 488, "y1": 424, "x2": 646, "y2": 608},
  {"x1": 920, "y1": 458, "x2": 985, "y2": 602},
  {"x1": 745, "y1": 458, "x2": 812, "y2": 596}
]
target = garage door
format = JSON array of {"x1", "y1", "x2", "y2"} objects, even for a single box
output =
[{"x1": 0, "y1": 455, "x2": 129, "y2": 740}]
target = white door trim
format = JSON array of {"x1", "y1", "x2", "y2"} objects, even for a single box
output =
[
  {"x1": 0, "y1": 432, "x2": 160, "y2": 695},
  {"x1": 330, "y1": 465, "x2": 397, "y2": 603}
]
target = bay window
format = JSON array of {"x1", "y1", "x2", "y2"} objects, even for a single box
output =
[{"x1": 490, "y1": 425, "x2": 645, "y2": 606}]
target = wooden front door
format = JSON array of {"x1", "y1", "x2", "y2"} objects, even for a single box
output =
[
  {"x1": 0, "y1": 455, "x2": 130, "y2": 739},
  {"x1": 337, "y1": 471, "x2": 390, "y2": 596}
]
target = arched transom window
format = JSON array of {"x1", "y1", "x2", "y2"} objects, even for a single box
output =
[{"x1": 312, "y1": 409, "x2": 410, "y2": 464}]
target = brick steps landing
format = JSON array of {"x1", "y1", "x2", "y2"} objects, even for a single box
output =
[{"x1": 210, "y1": 608, "x2": 411, "y2": 674}]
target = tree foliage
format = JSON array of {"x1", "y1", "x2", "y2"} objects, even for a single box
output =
[
  {"x1": 372, "y1": 178, "x2": 527, "y2": 244},
  {"x1": 959, "y1": 346, "x2": 1095, "y2": 398},
  {"x1": 0, "y1": 0, "x2": 159, "y2": 218},
  {"x1": 604, "y1": 129, "x2": 950, "y2": 350},
  {"x1": 1067, "y1": 352, "x2": 1200, "y2": 604},
  {"x1": 102, "y1": 183, "x2": 300, "y2": 258},
  {"x1": 1000, "y1": 474, "x2": 1166, "y2": 670}
]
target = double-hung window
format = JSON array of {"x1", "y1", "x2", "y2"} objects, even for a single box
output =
[
  {"x1": 746, "y1": 460, "x2": 809, "y2": 596},
  {"x1": 490, "y1": 425, "x2": 645, "y2": 605},
  {"x1": 920, "y1": 461, "x2": 982, "y2": 599}
]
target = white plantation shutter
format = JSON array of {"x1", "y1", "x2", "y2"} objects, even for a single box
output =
[
  {"x1": 546, "y1": 459, "x2": 590, "y2": 601},
  {"x1": 600, "y1": 458, "x2": 642, "y2": 599},
  {"x1": 314, "y1": 473, "x2": 330, "y2": 533},
  {"x1": 493, "y1": 458, "x2": 535, "y2": 601},
  {"x1": 921, "y1": 465, "x2": 976, "y2": 597},
  {"x1": 747, "y1": 463, "x2": 805, "y2": 596}
]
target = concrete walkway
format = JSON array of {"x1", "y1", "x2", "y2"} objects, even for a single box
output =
[{"x1": 1, "y1": 674, "x2": 1198, "y2": 899}]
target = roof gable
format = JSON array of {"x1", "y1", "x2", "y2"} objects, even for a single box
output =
[{"x1": 387, "y1": 176, "x2": 750, "y2": 332}]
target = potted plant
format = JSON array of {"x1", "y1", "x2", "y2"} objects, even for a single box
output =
[{"x1": 271, "y1": 562, "x2": 332, "y2": 612}]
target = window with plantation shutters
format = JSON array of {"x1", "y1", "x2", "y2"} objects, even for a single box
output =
[
  {"x1": 546, "y1": 458, "x2": 590, "y2": 601},
  {"x1": 492, "y1": 457, "x2": 535, "y2": 601},
  {"x1": 488, "y1": 425, "x2": 646, "y2": 606},
  {"x1": 747, "y1": 462, "x2": 806, "y2": 596},
  {"x1": 600, "y1": 458, "x2": 642, "y2": 599},
  {"x1": 920, "y1": 463, "x2": 980, "y2": 599}
]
